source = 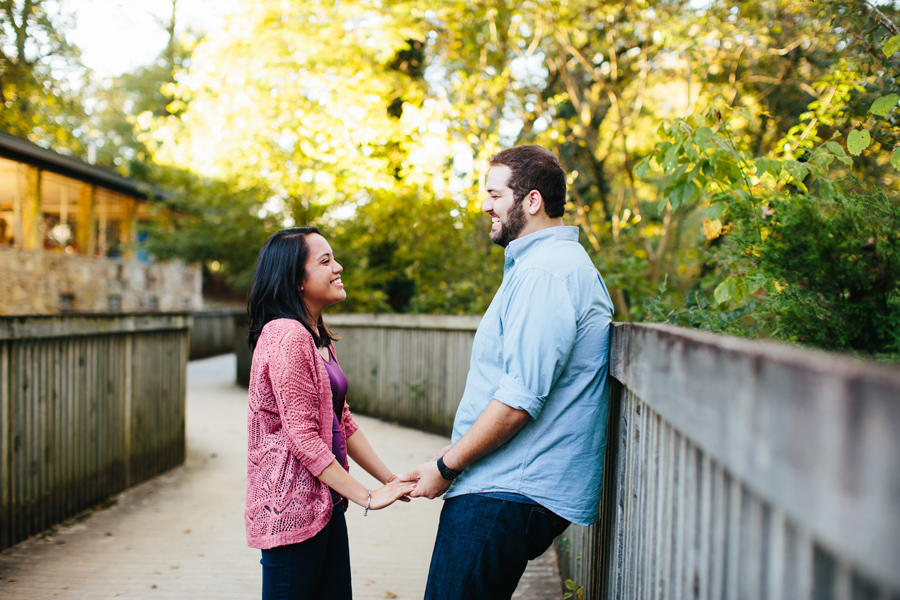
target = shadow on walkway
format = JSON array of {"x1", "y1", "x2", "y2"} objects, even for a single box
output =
[{"x1": 0, "y1": 354, "x2": 562, "y2": 599}]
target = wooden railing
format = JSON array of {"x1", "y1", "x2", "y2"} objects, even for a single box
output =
[
  {"x1": 190, "y1": 307, "x2": 243, "y2": 360},
  {"x1": 328, "y1": 314, "x2": 480, "y2": 435},
  {"x1": 321, "y1": 316, "x2": 900, "y2": 599},
  {"x1": 558, "y1": 323, "x2": 900, "y2": 599},
  {"x1": 0, "y1": 313, "x2": 190, "y2": 551}
]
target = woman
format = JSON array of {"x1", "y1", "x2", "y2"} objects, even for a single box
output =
[{"x1": 245, "y1": 227, "x2": 414, "y2": 600}]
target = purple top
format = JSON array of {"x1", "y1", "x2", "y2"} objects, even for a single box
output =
[{"x1": 322, "y1": 347, "x2": 349, "y2": 506}]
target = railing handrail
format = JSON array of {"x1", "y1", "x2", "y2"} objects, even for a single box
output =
[
  {"x1": 610, "y1": 322, "x2": 900, "y2": 592},
  {"x1": 326, "y1": 313, "x2": 482, "y2": 331},
  {"x1": 192, "y1": 306, "x2": 245, "y2": 317},
  {"x1": 612, "y1": 321, "x2": 900, "y2": 384},
  {"x1": 0, "y1": 312, "x2": 192, "y2": 340}
]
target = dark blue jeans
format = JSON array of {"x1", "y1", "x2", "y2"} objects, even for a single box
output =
[
  {"x1": 424, "y1": 494, "x2": 570, "y2": 600},
  {"x1": 260, "y1": 504, "x2": 352, "y2": 600}
]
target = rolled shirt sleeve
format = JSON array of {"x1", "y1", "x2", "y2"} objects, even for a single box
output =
[{"x1": 494, "y1": 268, "x2": 577, "y2": 420}]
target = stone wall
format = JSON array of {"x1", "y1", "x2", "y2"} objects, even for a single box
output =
[{"x1": 0, "y1": 247, "x2": 202, "y2": 315}]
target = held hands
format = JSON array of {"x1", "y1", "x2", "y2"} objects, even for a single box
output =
[
  {"x1": 386, "y1": 474, "x2": 412, "y2": 502},
  {"x1": 398, "y1": 445, "x2": 455, "y2": 499},
  {"x1": 367, "y1": 478, "x2": 417, "y2": 511}
]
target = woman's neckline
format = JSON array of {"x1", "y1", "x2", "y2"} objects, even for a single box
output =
[{"x1": 318, "y1": 346, "x2": 332, "y2": 363}]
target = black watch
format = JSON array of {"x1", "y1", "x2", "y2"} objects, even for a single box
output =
[{"x1": 437, "y1": 456, "x2": 462, "y2": 481}]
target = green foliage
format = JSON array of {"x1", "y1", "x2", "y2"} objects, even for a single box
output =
[
  {"x1": 869, "y1": 93, "x2": 898, "y2": 118},
  {"x1": 641, "y1": 121, "x2": 900, "y2": 355},
  {"x1": 634, "y1": 2, "x2": 900, "y2": 357},
  {"x1": 324, "y1": 194, "x2": 502, "y2": 314},
  {"x1": 755, "y1": 189, "x2": 900, "y2": 354},
  {"x1": 0, "y1": 0, "x2": 87, "y2": 153},
  {"x1": 563, "y1": 579, "x2": 584, "y2": 600},
  {"x1": 138, "y1": 164, "x2": 276, "y2": 291},
  {"x1": 647, "y1": 187, "x2": 900, "y2": 357},
  {"x1": 10, "y1": 0, "x2": 900, "y2": 348},
  {"x1": 86, "y1": 34, "x2": 198, "y2": 175},
  {"x1": 848, "y1": 129, "x2": 872, "y2": 156},
  {"x1": 141, "y1": 0, "x2": 427, "y2": 205}
]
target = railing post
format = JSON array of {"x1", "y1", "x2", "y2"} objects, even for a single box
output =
[
  {"x1": 1, "y1": 338, "x2": 10, "y2": 550},
  {"x1": 123, "y1": 331, "x2": 133, "y2": 488}
]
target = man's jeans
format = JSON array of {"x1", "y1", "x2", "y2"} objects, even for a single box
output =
[{"x1": 424, "y1": 493, "x2": 570, "y2": 600}]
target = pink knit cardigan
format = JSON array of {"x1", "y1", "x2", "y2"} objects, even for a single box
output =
[{"x1": 245, "y1": 318, "x2": 359, "y2": 550}]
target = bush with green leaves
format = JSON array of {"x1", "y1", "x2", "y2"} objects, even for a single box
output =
[
  {"x1": 644, "y1": 186, "x2": 900, "y2": 357},
  {"x1": 753, "y1": 188, "x2": 900, "y2": 354}
]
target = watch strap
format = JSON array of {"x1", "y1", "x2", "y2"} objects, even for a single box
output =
[{"x1": 437, "y1": 456, "x2": 462, "y2": 481}]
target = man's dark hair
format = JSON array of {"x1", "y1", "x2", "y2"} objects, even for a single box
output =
[{"x1": 489, "y1": 145, "x2": 567, "y2": 218}]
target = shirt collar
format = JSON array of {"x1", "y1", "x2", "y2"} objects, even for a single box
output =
[{"x1": 505, "y1": 226, "x2": 579, "y2": 263}]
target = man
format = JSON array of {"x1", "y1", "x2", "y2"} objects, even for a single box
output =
[{"x1": 400, "y1": 145, "x2": 614, "y2": 600}]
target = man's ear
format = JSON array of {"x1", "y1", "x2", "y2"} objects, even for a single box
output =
[{"x1": 525, "y1": 190, "x2": 543, "y2": 215}]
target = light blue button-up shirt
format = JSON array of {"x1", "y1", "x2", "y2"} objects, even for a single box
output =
[{"x1": 444, "y1": 226, "x2": 614, "y2": 525}]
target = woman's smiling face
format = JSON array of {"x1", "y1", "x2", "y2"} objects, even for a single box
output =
[{"x1": 301, "y1": 233, "x2": 346, "y2": 315}]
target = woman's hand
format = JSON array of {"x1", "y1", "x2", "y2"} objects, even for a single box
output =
[
  {"x1": 368, "y1": 479, "x2": 417, "y2": 510},
  {"x1": 386, "y1": 474, "x2": 411, "y2": 502}
]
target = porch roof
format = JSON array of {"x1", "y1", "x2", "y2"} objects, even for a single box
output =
[{"x1": 0, "y1": 131, "x2": 147, "y2": 199}]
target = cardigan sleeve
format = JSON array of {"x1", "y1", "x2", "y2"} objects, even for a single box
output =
[
  {"x1": 271, "y1": 326, "x2": 335, "y2": 477},
  {"x1": 340, "y1": 401, "x2": 359, "y2": 439}
]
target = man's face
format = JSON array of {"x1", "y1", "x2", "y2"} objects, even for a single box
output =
[{"x1": 483, "y1": 165, "x2": 527, "y2": 248}]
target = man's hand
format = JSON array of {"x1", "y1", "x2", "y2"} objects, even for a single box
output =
[{"x1": 398, "y1": 460, "x2": 451, "y2": 499}]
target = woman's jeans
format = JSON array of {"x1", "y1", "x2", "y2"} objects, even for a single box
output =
[
  {"x1": 260, "y1": 504, "x2": 352, "y2": 600},
  {"x1": 424, "y1": 493, "x2": 570, "y2": 600}
]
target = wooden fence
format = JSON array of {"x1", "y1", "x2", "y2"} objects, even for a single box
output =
[
  {"x1": 0, "y1": 313, "x2": 190, "y2": 551},
  {"x1": 190, "y1": 307, "x2": 243, "y2": 361},
  {"x1": 327, "y1": 314, "x2": 480, "y2": 435},
  {"x1": 235, "y1": 314, "x2": 480, "y2": 431},
  {"x1": 557, "y1": 323, "x2": 900, "y2": 600},
  {"x1": 317, "y1": 316, "x2": 900, "y2": 599}
]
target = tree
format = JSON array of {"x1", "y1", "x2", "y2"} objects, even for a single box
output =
[
  {"x1": 0, "y1": 0, "x2": 86, "y2": 153},
  {"x1": 419, "y1": 0, "x2": 900, "y2": 321},
  {"x1": 86, "y1": 34, "x2": 198, "y2": 176},
  {"x1": 143, "y1": 0, "x2": 428, "y2": 211},
  {"x1": 323, "y1": 193, "x2": 503, "y2": 314},
  {"x1": 123, "y1": 0, "x2": 900, "y2": 354},
  {"x1": 139, "y1": 0, "x2": 495, "y2": 301},
  {"x1": 635, "y1": 1, "x2": 900, "y2": 356}
]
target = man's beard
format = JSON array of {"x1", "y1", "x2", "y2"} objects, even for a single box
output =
[{"x1": 491, "y1": 199, "x2": 527, "y2": 248}]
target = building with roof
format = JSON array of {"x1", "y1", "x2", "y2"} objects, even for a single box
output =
[{"x1": 0, "y1": 132, "x2": 201, "y2": 315}]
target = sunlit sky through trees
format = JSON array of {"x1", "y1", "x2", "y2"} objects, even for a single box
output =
[{"x1": 68, "y1": 0, "x2": 238, "y2": 77}]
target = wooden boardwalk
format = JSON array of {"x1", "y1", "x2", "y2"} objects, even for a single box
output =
[{"x1": 0, "y1": 354, "x2": 563, "y2": 599}]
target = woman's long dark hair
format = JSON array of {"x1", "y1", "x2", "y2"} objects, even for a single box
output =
[{"x1": 247, "y1": 227, "x2": 338, "y2": 352}]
